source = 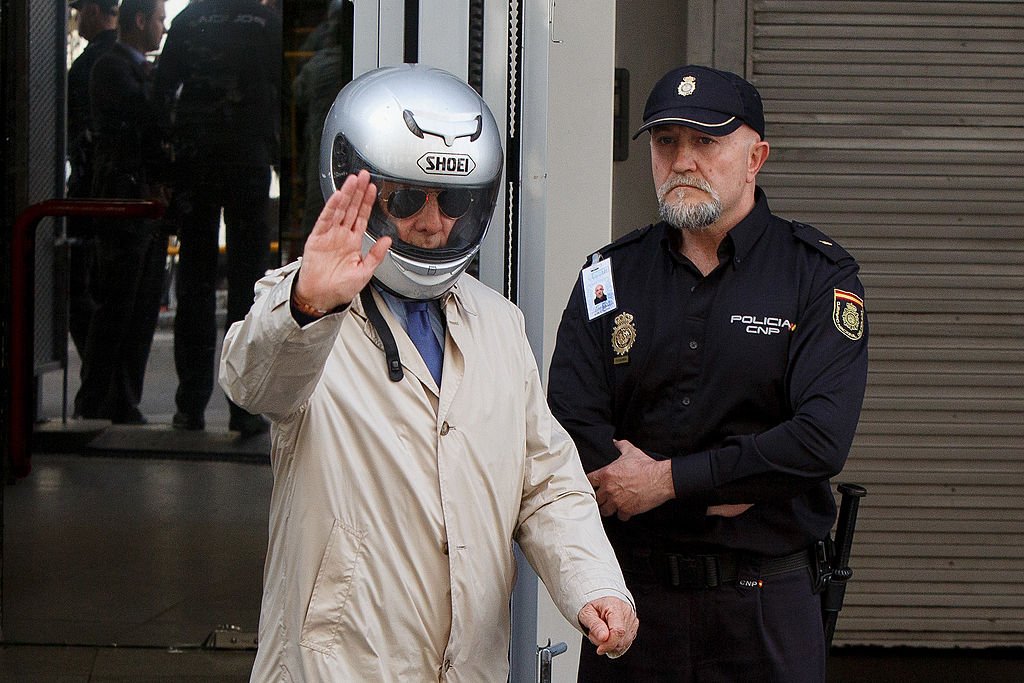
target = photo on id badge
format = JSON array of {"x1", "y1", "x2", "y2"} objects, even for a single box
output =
[{"x1": 583, "y1": 258, "x2": 616, "y2": 320}]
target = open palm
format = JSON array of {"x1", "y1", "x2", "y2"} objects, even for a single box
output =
[{"x1": 294, "y1": 170, "x2": 392, "y2": 310}]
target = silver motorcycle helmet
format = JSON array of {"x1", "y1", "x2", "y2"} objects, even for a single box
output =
[{"x1": 319, "y1": 64, "x2": 504, "y2": 300}]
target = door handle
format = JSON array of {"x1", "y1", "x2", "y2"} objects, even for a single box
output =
[{"x1": 537, "y1": 639, "x2": 568, "y2": 683}]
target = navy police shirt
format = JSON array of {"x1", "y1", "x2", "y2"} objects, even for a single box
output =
[
  {"x1": 548, "y1": 189, "x2": 869, "y2": 556},
  {"x1": 155, "y1": 0, "x2": 282, "y2": 167}
]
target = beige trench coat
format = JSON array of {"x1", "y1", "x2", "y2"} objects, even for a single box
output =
[{"x1": 220, "y1": 262, "x2": 631, "y2": 682}]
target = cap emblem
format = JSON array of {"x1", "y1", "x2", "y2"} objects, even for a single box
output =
[{"x1": 677, "y1": 76, "x2": 697, "y2": 97}]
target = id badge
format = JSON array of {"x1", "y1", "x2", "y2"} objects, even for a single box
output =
[{"x1": 582, "y1": 256, "x2": 616, "y2": 321}]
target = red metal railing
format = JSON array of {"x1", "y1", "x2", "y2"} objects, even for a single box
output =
[{"x1": 7, "y1": 199, "x2": 165, "y2": 478}]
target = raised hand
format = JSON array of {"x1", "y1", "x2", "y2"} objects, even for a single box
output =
[{"x1": 293, "y1": 170, "x2": 392, "y2": 311}]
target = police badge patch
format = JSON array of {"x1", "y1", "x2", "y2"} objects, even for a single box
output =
[
  {"x1": 611, "y1": 312, "x2": 637, "y2": 364},
  {"x1": 677, "y1": 75, "x2": 697, "y2": 97},
  {"x1": 833, "y1": 289, "x2": 865, "y2": 340}
]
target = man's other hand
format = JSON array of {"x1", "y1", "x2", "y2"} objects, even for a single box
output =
[{"x1": 578, "y1": 596, "x2": 638, "y2": 658}]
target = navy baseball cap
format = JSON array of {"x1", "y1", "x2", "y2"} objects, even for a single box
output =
[{"x1": 633, "y1": 65, "x2": 765, "y2": 140}]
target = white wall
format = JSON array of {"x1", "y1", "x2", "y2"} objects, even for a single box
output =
[
  {"x1": 519, "y1": 0, "x2": 616, "y2": 377},
  {"x1": 611, "y1": 2, "x2": 689, "y2": 238},
  {"x1": 519, "y1": 2, "x2": 616, "y2": 679}
]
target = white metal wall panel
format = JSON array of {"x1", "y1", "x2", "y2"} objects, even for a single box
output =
[
  {"x1": 352, "y1": 0, "x2": 405, "y2": 78},
  {"x1": 419, "y1": 0, "x2": 470, "y2": 80},
  {"x1": 750, "y1": 0, "x2": 1024, "y2": 647}
]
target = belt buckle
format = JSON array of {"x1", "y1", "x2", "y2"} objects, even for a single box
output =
[{"x1": 665, "y1": 553, "x2": 720, "y2": 589}]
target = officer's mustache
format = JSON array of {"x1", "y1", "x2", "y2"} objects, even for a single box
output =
[
  {"x1": 656, "y1": 175, "x2": 717, "y2": 202},
  {"x1": 657, "y1": 175, "x2": 722, "y2": 231}
]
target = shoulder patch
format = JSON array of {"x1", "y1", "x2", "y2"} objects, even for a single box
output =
[
  {"x1": 833, "y1": 289, "x2": 866, "y2": 340},
  {"x1": 581, "y1": 224, "x2": 654, "y2": 267},
  {"x1": 791, "y1": 221, "x2": 855, "y2": 265}
]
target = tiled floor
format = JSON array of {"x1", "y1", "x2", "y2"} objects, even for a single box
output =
[
  {"x1": 0, "y1": 643, "x2": 257, "y2": 682},
  {"x1": 2, "y1": 330, "x2": 266, "y2": 681},
  {"x1": 2, "y1": 452, "x2": 268, "y2": 681}
]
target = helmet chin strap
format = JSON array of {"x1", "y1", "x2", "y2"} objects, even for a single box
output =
[{"x1": 359, "y1": 286, "x2": 404, "y2": 382}]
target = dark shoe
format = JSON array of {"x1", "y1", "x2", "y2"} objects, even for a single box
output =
[
  {"x1": 172, "y1": 411, "x2": 205, "y2": 431},
  {"x1": 229, "y1": 412, "x2": 269, "y2": 437}
]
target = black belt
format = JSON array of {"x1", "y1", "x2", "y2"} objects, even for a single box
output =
[{"x1": 618, "y1": 546, "x2": 813, "y2": 590}]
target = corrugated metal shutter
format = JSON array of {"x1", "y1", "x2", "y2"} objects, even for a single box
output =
[{"x1": 749, "y1": 1, "x2": 1024, "y2": 647}]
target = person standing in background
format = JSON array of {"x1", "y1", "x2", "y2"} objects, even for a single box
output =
[
  {"x1": 292, "y1": 0, "x2": 353, "y2": 240},
  {"x1": 65, "y1": 0, "x2": 119, "y2": 360},
  {"x1": 75, "y1": 0, "x2": 169, "y2": 424},
  {"x1": 155, "y1": 0, "x2": 281, "y2": 436}
]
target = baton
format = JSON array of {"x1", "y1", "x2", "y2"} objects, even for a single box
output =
[{"x1": 821, "y1": 482, "x2": 867, "y2": 648}]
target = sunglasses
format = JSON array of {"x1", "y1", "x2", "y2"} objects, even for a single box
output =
[{"x1": 382, "y1": 188, "x2": 474, "y2": 220}]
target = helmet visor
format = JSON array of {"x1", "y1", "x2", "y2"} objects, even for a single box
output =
[
  {"x1": 368, "y1": 176, "x2": 497, "y2": 263},
  {"x1": 330, "y1": 134, "x2": 499, "y2": 264}
]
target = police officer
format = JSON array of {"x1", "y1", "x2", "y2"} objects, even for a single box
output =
[
  {"x1": 548, "y1": 65, "x2": 869, "y2": 681},
  {"x1": 154, "y1": 0, "x2": 281, "y2": 435},
  {"x1": 75, "y1": 0, "x2": 169, "y2": 424}
]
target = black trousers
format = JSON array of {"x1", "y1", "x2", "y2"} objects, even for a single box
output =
[
  {"x1": 67, "y1": 229, "x2": 97, "y2": 360},
  {"x1": 66, "y1": 172, "x2": 97, "y2": 360},
  {"x1": 74, "y1": 221, "x2": 166, "y2": 421},
  {"x1": 578, "y1": 556, "x2": 825, "y2": 683},
  {"x1": 172, "y1": 164, "x2": 271, "y2": 420}
]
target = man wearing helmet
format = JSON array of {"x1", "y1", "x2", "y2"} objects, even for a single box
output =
[{"x1": 220, "y1": 65, "x2": 637, "y2": 681}]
